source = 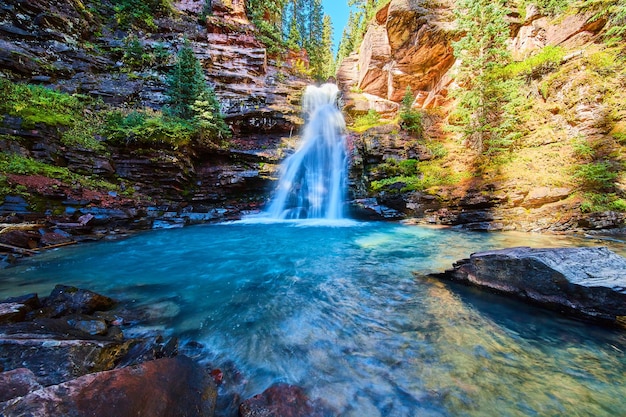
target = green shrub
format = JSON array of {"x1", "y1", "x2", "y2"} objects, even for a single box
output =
[
  {"x1": 579, "y1": 192, "x2": 626, "y2": 212},
  {"x1": 425, "y1": 141, "x2": 448, "y2": 158},
  {"x1": 573, "y1": 161, "x2": 618, "y2": 190},
  {"x1": 610, "y1": 198, "x2": 626, "y2": 211},
  {"x1": 104, "y1": 109, "x2": 195, "y2": 148},
  {"x1": 571, "y1": 137, "x2": 594, "y2": 159},
  {"x1": 399, "y1": 86, "x2": 424, "y2": 137},
  {"x1": 613, "y1": 132, "x2": 626, "y2": 144},
  {"x1": 373, "y1": 158, "x2": 420, "y2": 178},
  {"x1": 111, "y1": 0, "x2": 172, "y2": 30},
  {"x1": 370, "y1": 161, "x2": 471, "y2": 193},
  {"x1": 61, "y1": 111, "x2": 108, "y2": 152},
  {"x1": 122, "y1": 35, "x2": 153, "y2": 69},
  {"x1": 523, "y1": 0, "x2": 569, "y2": 15},
  {"x1": 501, "y1": 46, "x2": 565, "y2": 80}
]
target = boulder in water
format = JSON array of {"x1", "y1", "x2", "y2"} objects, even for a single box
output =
[
  {"x1": 431, "y1": 246, "x2": 626, "y2": 324},
  {"x1": 239, "y1": 383, "x2": 334, "y2": 417}
]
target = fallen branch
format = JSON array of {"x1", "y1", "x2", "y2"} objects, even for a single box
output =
[
  {"x1": 33, "y1": 241, "x2": 78, "y2": 251},
  {"x1": 0, "y1": 242, "x2": 38, "y2": 255}
]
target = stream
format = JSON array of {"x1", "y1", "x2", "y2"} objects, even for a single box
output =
[{"x1": 1, "y1": 221, "x2": 625, "y2": 416}]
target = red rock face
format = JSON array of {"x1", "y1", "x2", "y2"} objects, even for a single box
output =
[
  {"x1": 337, "y1": 0, "x2": 457, "y2": 111},
  {"x1": 510, "y1": 5, "x2": 607, "y2": 58},
  {"x1": 337, "y1": 0, "x2": 608, "y2": 115}
]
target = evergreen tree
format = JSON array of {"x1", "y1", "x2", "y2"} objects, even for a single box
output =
[
  {"x1": 336, "y1": 11, "x2": 362, "y2": 63},
  {"x1": 319, "y1": 15, "x2": 336, "y2": 79},
  {"x1": 451, "y1": 0, "x2": 514, "y2": 153},
  {"x1": 285, "y1": 6, "x2": 302, "y2": 51},
  {"x1": 166, "y1": 41, "x2": 229, "y2": 140},
  {"x1": 247, "y1": 0, "x2": 288, "y2": 55},
  {"x1": 306, "y1": 0, "x2": 327, "y2": 79},
  {"x1": 248, "y1": 0, "x2": 334, "y2": 78},
  {"x1": 166, "y1": 41, "x2": 206, "y2": 120},
  {"x1": 296, "y1": 0, "x2": 311, "y2": 45},
  {"x1": 336, "y1": 0, "x2": 386, "y2": 64},
  {"x1": 400, "y1": 86, "x2": 423, "y2": 137}
]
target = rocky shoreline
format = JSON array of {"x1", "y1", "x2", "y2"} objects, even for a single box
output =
[{"x1": 0, "y1": 284, "x2": 335, "y2": 417}]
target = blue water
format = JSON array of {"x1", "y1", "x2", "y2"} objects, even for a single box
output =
[{"x1": 1, "y1": 221, "x2": 625, "y2": 416}]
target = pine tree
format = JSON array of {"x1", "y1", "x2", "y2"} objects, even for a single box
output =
[
  {"x1": 286, "y1": 9, "x2": 302, "y2": 51},
  {"x1": 336, "y1": 0, "x2": 386, "y2": 61},
  {"x1": 400, "y1": 86, "x2": 423, "y2": 137},
  {"x1": 336, "y1": 10, "x2": 362, "y2": 64},
  {"x1": 166, "y1": 41, "x2": 229, "y2": 140},
  {"x1": 166, "y1": 41, "x2": 206, "y2": 120},
  {"x1": 306, "y1": 0, "x2": 327, "y2": 79},
  {"x1": 451, "y1": 0, "x2": 514, "y2": 153},
  {"x1": 247, "y1": 0, "x2": 288, "y2": 55},
  {"x1": 319, "y1": 15, "x2": 336, "y2": 79}
]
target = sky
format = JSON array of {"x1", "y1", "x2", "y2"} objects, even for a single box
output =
[{"x1": 321, "y1": 0, "x2": 350, "y2": 53}]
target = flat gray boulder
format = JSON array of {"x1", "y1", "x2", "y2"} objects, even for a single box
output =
[{"x1": 431, "y1": 246, "x2": 626, "y2": 324}]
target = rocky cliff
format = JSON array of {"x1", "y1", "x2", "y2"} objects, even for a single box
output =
[
  {"x1": 342, "y1": 0, "x2": 626, "y2": 233},
  {"x1": 0, "y1": 0, "x2": 309, "y2": 246},
  {"x1": 338, "y1": 0, "x2": 456, "y2": 116}
]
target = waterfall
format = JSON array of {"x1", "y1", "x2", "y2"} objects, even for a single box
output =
[{"x1": 265, "y1": 83, "x2": 347, "y2": 220}]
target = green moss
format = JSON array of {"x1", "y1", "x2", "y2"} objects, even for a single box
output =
[
  {"x1": 372, "y1": 159, "x2": 420, "y2": 178},
  {"x1": 350, "y1": 109, "x2": 387, "y2": 133},
  {"x1": 0, "y1": 79, "x2": 84, "y2": 129},
  {"x1": 370, "y1": 161, "x2": 471, "y2": 193},
  {"x1": 0, "y1": 153, "x2": 121, "y2": 195},
  {"x1": 501, "y1": 46, "x2": 565, "y2": 79}
]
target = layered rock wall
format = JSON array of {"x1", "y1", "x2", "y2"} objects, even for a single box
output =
[{"x1": 0, "y1": 0, "x2": 310, "y2": 232}]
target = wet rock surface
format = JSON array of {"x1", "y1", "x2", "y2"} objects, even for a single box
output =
[
  {"x1": 431, "y1": 246, "x2": 626, "y2": 324},
  {"x1": 0, "y1": 285, "x2": 217, "y2": 416},
  {"x1": 0, "y1": 283, "x2": 328, "y2": 417},
  {"x1": 239, "y1": 383, "x2": 335, "y2": 417},
  {"x1": 1, "y1": 356, "x2": 217, "y2": 417}
]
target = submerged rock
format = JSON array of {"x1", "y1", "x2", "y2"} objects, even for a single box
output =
[
  {"x1": 240, "y1": 383, "x2": 335, "y2": 417},
  {"x1": 0, "y1": 368, "x2": 42, "y2": 403},
  {"x1": 431, "y1": 246, "x2": 626, "y2": 324},
  {"x1": 39, "y1": 284, "x2": 116, "y2": 318}
]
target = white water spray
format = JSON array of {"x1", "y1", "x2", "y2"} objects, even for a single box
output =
[{"x1": 265, "y1": 83, "x2": 347, "y2": 220}]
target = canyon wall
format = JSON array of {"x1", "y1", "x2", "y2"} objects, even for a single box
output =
[
  {"x1": 337, "y1": 0, "x2": 457, "y2": 116},
  {"x1": 342, "y1": 0, "x2": 625, "y2": 232},
  {"x1": 0, "y1": 0, "x2": 308, "y2": 232}
]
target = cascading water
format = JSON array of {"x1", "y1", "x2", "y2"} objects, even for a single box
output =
[{"x1": 265, "y1": 83, "x2": 347, "y2": 220}]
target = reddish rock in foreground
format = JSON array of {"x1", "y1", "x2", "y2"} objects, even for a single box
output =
[
  {"x1": 0, "y1": 356, "x2": 217, "y2": 417},
  {"x1": 239, "y1": 383, "x2": 334, "y2": 417}
]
